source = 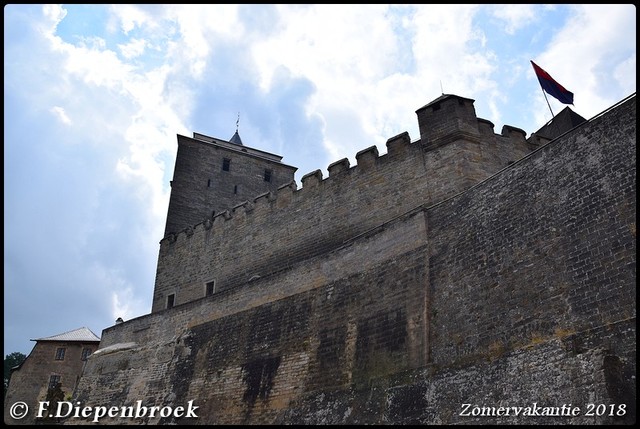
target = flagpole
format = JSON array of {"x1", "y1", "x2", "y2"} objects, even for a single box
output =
[{"x1": 540, "y1": 88, "x2": 555, "y2": 118}]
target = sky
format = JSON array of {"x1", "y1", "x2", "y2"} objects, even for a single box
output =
[{"x1": 4, "y1": 4, "x2": 636, "y2": 357}]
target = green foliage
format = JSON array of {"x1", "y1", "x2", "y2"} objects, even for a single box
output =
[
  {"x1": 39, "y1": 383, "x2": 66, "y2": 423},
  {"x1": 4, "y1": 351, "x2": 27, "y2": 399}
]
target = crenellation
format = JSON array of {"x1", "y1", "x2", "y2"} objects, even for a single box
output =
[
  {"x1": 501, "y1": 124, "x2": 527, "y2": 141},
  {"x1": 252, "y1": 191, "x2": 275, "y2": 220},
  {"x1": 254, "y1": 190, "x2": 274, "y2": 205},
  {"x1": 328, "y1": 158, "x2": 351, "y2": 177},
  {"x1": 355, "y1": 145, "x2": 379, "y2": 170},
  {"x1": 301, "y1": 169, "x2": 323, "y2": 188},
  {"x1": 527, "y1": 132, "x2": 552, "y2": 148},
  {"x1": 213, "y1": 209, "x2": 232, "y2": 223},
  {"x1": 174, "y1": 229, "x2": 189, "y2": 245},
  {"x1": 385, "y1": 131, "x2": 411, "y2": 157},
  {"x1": 203, "y1": 218, "x2": 213, "y2": 230},
  {"x1": 231, "y1": 200, "x2": 251, "y2": 213},
  {"x1": 276, "y1": 181, "x2": 298, "y2": 209},
  {"x1": 477, "y1": 118, "x2": 495, "y2": 136},
  {"x1": 191, "y1": 221, "x2": 204, "y2": 235},
  {"x1": 278, "y1": 180, "x2": 298, "y2": 191}
]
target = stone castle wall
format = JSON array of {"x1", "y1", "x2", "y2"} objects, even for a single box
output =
[
  {"x1": 152, "y1": 95, "x2": 533, "y2": 311},
  {"x1": 427, "y1": 96, "x2": 636, "y2": 369},
  {"x1": 67, "y1": 94, "x2": 636, "y2": 424}
]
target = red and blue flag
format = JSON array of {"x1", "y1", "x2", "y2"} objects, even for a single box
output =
[{"x1": 531, "y1": 60, "x2": 574, "y2": 105}]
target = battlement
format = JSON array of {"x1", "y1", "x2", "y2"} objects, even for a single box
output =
[
  {"x1": 152, "y1": 94, "x2": 544, "y2": 312},
  {"x1": 161, "y1": 134, "x2": 417, "y2": 244},
  {"x1": 160, "y1": 138, "x2": 411, "y2": 245}
]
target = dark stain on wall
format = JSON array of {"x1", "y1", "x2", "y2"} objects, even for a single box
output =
[
  {"x1": 354, "y1": 308, "x2": 408, "y2": 386},
  {"x1": 603, "y1": 354, "x2": 636, "y2": 425},
  {"x1": 242, "y1": 356, "x2": 281, "y2": 406}
]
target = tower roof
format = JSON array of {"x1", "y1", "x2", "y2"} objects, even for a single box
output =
[
  {"x1": 416, "y1": 93, "x2": 475, "y2": 111},
  {"x1": 534, "y1": 107, "x2": 587, "y2": 140},
  {"x1": 32, "y1": 326, "x2": 100, "y2": 342},
  {"x1": 229, "y1": 130, "x2": 244, "y2": 146}
]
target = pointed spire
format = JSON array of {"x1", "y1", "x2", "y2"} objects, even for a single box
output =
[
  {"x1": 229, "y1": 112, "x2": 243, "y2": 145},
  {"x1": 229, "y1": 131, "x2": 243, "y2": 145}
]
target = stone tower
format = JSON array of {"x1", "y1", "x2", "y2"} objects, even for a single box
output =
[{"x1": 164, "y1": 130, "x2": 297, "y2": 236}]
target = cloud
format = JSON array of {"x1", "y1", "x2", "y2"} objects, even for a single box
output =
[
  {"x1": 614, "y1": 53, "x2": 637, "y2": 96},
  {"x1": 118, "y1": 37, "x2": 146, "y2": 59},
  {"x1": 50, "y1": 106, "x2": 72, "y2": 125},
  {"x1": 490, "y1": 4, "x2": 537, "y2": 35}
]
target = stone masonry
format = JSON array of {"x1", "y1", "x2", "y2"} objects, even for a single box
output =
[{"x1": 59, "y1": 93, "x2": 635, "y2": 425}]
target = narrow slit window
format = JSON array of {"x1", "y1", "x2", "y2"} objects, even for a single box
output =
[
  {"x1": 264, "y1": 169, "x2": 272, "y2": 182},
  {"x1": 234, "y1": 185, "x2": 238, "y2": 194},
  {"x1": 222, "y1": 158, "x2": 231, "y2": 171},
  {"x1": 206, "y1": 281, "x2": 215, "y2": 296},
  {"x1": 167, "y1": 294, "x2": 175, "y2": 309}
]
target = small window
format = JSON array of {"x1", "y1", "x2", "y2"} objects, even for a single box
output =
[
  {"x1": 206, "y1": 281, "x2": 215, "y2": 296},
  {"x1": 167, "y1": 294, "x2": 175, "y2": 309},
  {"x1": 233, "y1": 185, "x2": 238, "y2": 194},
  {"x1": 55, "y1": 348, "x2": 66, "y2": 360},
  {"x1": 207, "y1": 179, "x2": 211, "y2": 187},
  {"x1": 81, "y1": 348, "x2": 92, "y2": 361},
  {"x1": 49, "y1": 374, "x2": 61, "y2": 390},
  {"x1": 264, "y1": 169, "x2": 272, "y2": 182},
  {"x1": 222, "y1": 158, "x2": 231, "y2": 171}
]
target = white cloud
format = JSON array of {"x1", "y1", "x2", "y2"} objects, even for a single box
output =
[
  {"x1": 111, "y1": 287, "x2": 142, "y2": 323},
  {"x1": 118, "y1": 37, "x2": 147, "y2": 59},
  {"x1": 490, "y1": 4, "x2": 536, "y2": 35},
  {"x1": 32, "y1": 4, "x2": 200, "y2": 235},
  {"x1": 107, "y1": 4, "x2": 158, "y2": 35},
  {"x1": 50, "y1": 105, "x2": 72, "y2": 125},
  {"x1": 614, "y1": 53, "x2": 637, "y2": 96},
  {"x1": 251, "y1": 5, "x2": 488, "y2": 162},
  {"x1": 40, "y1": 4, "x2": 67, "y2": 33}
]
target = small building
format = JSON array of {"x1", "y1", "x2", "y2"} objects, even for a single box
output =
[{"x1": 4, "y1": 327, "x2": 100, "y2": 425}]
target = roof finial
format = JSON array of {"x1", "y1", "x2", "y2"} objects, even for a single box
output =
[
  {"x1": 236, "y1": 112, "x2": 240, "y2": 132},
  {"x1": 440, "y1": 80, "x2": 444, "y2": 95}
]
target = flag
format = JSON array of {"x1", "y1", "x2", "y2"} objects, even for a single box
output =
[{"x1": 530, "y1": 60, "x2": 574, "y2": 105}]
